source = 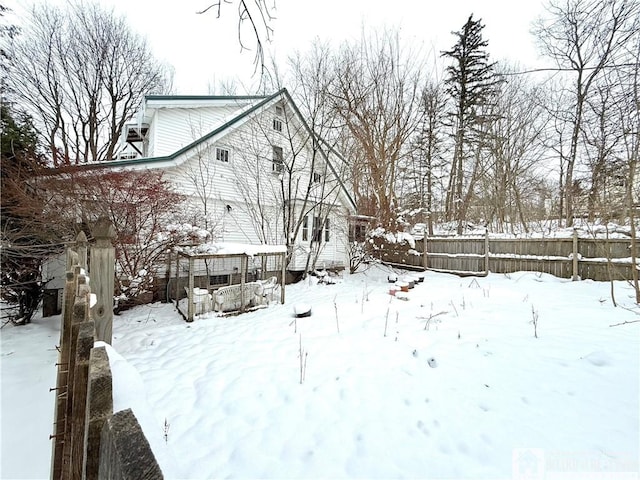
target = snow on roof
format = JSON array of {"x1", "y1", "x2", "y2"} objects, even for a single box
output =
[{"x1": 176, "y1": 243, "x2": 288, "y2": 257}]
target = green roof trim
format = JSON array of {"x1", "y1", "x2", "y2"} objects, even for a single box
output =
[
  {"x1": 145, "y1": 94, "x2": 271, "y2": 102},
  {"x1": 79, "y1": 89, "x2": 285, "y2": 170}
]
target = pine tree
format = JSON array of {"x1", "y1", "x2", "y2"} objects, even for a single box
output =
[
  {"x1": 442, "y1": 14, "x2": 502, "y2": 233},
  {"x1": 1, "y1": 102, "x2": 51, "y2": 324}
]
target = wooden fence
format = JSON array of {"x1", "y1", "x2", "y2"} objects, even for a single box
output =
[
  {"x1": 379, "y1": 231, "x2": 637, "y2": 281},
  {"x1": 50, "y1": 231, "x2": 162, "y2": 480}
]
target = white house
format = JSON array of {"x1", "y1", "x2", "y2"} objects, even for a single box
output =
[{"x1": 93, "y1": 88, "x2": 357, "y2": 277}]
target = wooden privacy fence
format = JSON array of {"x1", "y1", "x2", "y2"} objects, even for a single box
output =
[
  {"x1": 50, "y1": 230, "x2": 162, "y2": 480},
  {"x1": 381, "y1": 231, "x2": 637, "y2": 281},
  {"x1": 427, "y1": 232, "x2": 637, "y2": 281}
]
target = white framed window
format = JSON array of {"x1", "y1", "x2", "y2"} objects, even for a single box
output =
[
  {"x1": 302, "y1": 215, "x2": 309, "y2": 241},
  {"x1": 313, "y1": 172, "x2": 323, "y2": 183},
  {"x1": 272, "y1": 146, "x2": 284, "y2": 173},
  {"x1": 273, "y1": 118, "x2": 283, "y2": 132},
  {"x1": 324, "y1": 218, "x2": 330, "y2": 242},
  {"x1": 275, "y1": 105, "x2": 284, "y2": 117},
  {"x1": 216, "y1": 147, "x2": 230, "y2": 163},
  {"x1": 313, "y1": 216, "x2": 322, "y2": 242}
]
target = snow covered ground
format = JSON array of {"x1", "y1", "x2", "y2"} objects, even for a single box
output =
[{"x1": 2, "y1": 264, "x2": 639, "y2": 479}]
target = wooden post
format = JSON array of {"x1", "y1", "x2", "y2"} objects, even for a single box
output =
[
  {"x1": 187, "y1": 256, "x2": 195, "y2": 322},
  {"x1": 76, "y1": 231, "x2": 88, "y2": 270},
  {"x1": 240, "y1": 255, "x2": 247, "y2": 312},
  {"x1": 572, "y1": 228, "x2": 579, "y2": 281},
  {"x1": 69, "y1": 321, "x2": 95, "y2": 480},
  {"x1": 51, "y1": 261, "x2": 81, "y2": 480},
  {"x1": 84, "y1": 346, "x2": 113, "y2": 480},
  {"x1": 90, "y1": 217, "x2": 115, "y2": 343},
  {"x1": 63, "y1": 277, "x2": 90, "y2": 478},
  {"x1": 484, "y1": 229, "x2": 490, "y2": 275},
  {"x1": 175, "y1": 254, "x2": 180, "y2": 308},
  {"x1": 280, "y1": 252, "x2": 286, "y2": 304},
  {"x1": 423, "y1": 236, "x2": 428, "y2": 270}
]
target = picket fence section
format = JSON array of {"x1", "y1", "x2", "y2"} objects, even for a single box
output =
[{"x1": 50, "y1": 229, "x2": 163, "y2": 480}]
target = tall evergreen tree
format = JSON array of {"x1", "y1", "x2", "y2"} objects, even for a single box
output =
[
  {"x1": 0, "y1": 102, "x2": 52, "y2": 324},
  {"x1": 442, "y1": 14, "x2": 501, "y2": 233}
]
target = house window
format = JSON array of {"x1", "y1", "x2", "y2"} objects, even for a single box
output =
[
  {"x1": 273, "y1": 118, "x2": 283, "y2": 132},
  {"x1": 349, "y1": 224, "x2": 366, "y2": 242},
  {"x1": 324, "y1": 218, "x2": 330, "y2": 242},
  {"x1": 302, "y1": 215, "x2": 308, "y2": 241},
  {"x1": 216, "y1": 147, "x2": 229, "y2": 163},
  {"x1": 272, "y1": 146, "x2": 284, "y2": 173},
  {"x1": 209, "y1": 274, "x2": 230, "y2": 286},
  {"x1": 313, "y1": 216, "x2": 322, "y2": 242},
  {"x1": 275, "y1": 105, "x2": 284, "y2": 117},
  {"x1": 313, "y1": 172, "x2": 322, "y2": 183}
]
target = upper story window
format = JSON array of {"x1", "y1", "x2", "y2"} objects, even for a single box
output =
[
  {"x1": 272, "y1": 146, "x2": 284, "y2": 173},
  {"x1": 273, "y1": 118, "x2": 283, "y2": 132},
  {"x1": 275, "y1": 105, "x2": 284, "y2": 117},
  {"x1": 313, "y1": 172, "x2": 323, "y2": 183},
  {"x1": 216, "y1": 147, "x2": 230, "y2": 163}
]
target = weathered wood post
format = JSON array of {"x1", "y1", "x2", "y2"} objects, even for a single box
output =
[
  {"x1": 84, "y1": 346, "x2": 113, "y2": 480},
  {"x1": 572, "y1": 228, "x2": 579, "y2": 281},
  {"x1": 76, "y1": 231, "x2": 88, "y2": 270},
  {"x1": 175, "y1": 253, "x2": 181, "y2": 309},
  {"x1": 484, "y1": 229, "x2": 490, "y2": 275},
  {"x1": 187, "y1": 256, "x2": 195, "y2": 322},
  {"x1": 240, "y1": 255, "x2": 248, "y2": 312},
  {"x1": 62, "y1": 274, "x2": 91, "y2": 478},
  {"x1": 91, "y1": 217, "x2": 115, "y2": 343},
  {"x1": 51, "y1": 259, "x2": 81, "y2": 480},
  {"x1": 70, "y1": 321, "x2": 95, "y2": 480},
  {"x1": 423, "y1": 236, "x2": 429, "y2": 270},
  {"x1": 280, "y1": 251, "x2": 286, "y2": 304}
]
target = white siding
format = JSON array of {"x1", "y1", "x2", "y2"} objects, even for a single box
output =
[
  {"x1": 150, "y1": 106, "x2": 242, "y2": 157},
  {"x1": 144, "y1": 94, "x2": 354, "y2": 272}
]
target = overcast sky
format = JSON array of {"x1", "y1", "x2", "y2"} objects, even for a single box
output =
[{"x1": 6, "y1": 0, "x2": 549, "y2": 94}]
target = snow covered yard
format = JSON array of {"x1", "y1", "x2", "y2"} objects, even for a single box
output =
[{"x1": 2, "y1": 265, "x2": 639, "y2": 479}]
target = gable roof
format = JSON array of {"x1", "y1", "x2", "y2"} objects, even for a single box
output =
[{"x1": 78, "y1": 88, "x2": 357, "y2": 212}]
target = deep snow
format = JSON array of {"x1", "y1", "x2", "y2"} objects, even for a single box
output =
[{"x1": 2, "y1": 265, "x2": 639, "y2": 479}]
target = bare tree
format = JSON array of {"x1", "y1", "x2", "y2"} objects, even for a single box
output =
[
  {"x1": 533, "y1": 0, "x2": 640, "y2": 226},
  {"x1": 197, "y1": 0, "x2": 275, "y2": 76},
  {"x1": 401, "y1": 79, "x2": 448, "y2": 236},
  {"x1": 330, "y1": 29, "x2": 423, "y2": 230},
  {"x1": 613, "y1": 37, "x2": 640, "y2": 303},
  {"x1": 481, "y1": 66, "x2": 550, "y2": 233},
  {"x1": 7, "y1": 1, "x2": 171, "y2": 165}
]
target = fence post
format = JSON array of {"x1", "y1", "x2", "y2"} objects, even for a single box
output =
[
  {"x1": 187, "y1": 256, "x2": 195, "y2": 322},
  {"x1": 423, "y1": 236, "x2": 429, "y2": 270},
  {"x1": 62, "y1": 275, "x2": 91, "y2": 476},
  {"x1": 84, "y1": 346, "x2": 113, "y2": 480},
  {"x1": 76, "y1": 231, "x2": 88, "y2": 270},
  {"x1": 91, "y1": 217, "x2": 115, "y2": 343},
  {"x1": 572, "y1": 228, "x2": 579, "y2": 281},
  {"x1": 51, "y1": 260, "x2": 81, "y2": 480},
  {"x1": 484, "y1": 229, "x2": 490, "y2": 275},
  {"x1": 69, "y1": 321, "x2": 95, "y2": 480}
]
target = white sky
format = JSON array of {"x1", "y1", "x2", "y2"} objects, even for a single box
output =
[{"x1": 6, "y1": 0, "x2": 548, "y2": 94}]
